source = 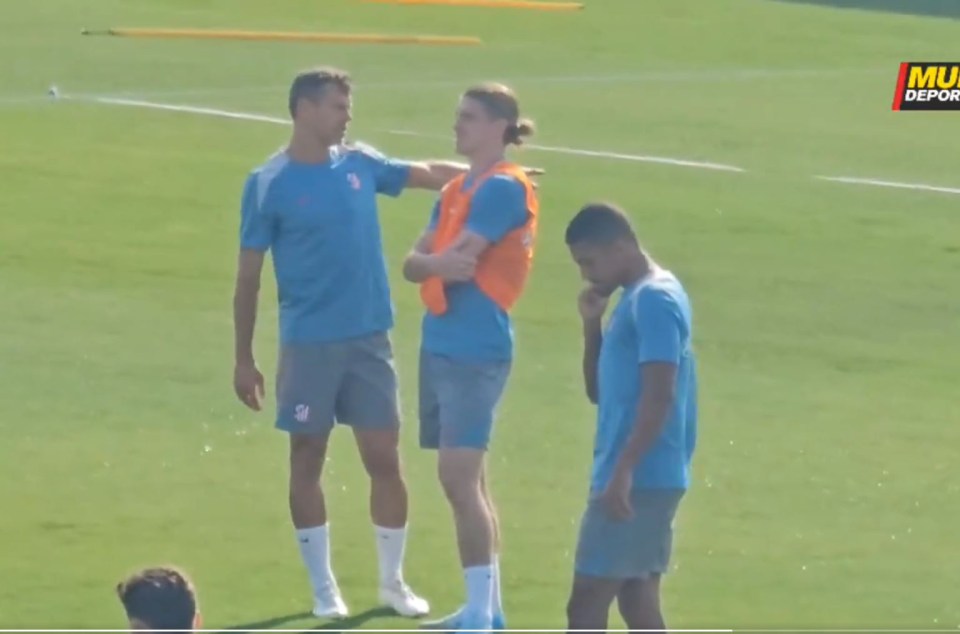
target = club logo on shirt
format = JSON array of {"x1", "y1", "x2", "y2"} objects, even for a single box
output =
[{"x1": 347, "y1": 173, "x2": 361, "y2": 190}]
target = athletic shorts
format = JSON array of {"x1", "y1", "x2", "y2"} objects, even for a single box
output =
[
  {"x1": 574, "y1": 488, "x2": 685, "y2": 580},
  {"x1": 418, "y1": 350, "x2": 511, "y2": 451},
  {"x1": 275, "y1": 332, "x2": 399, "y2": 436}
]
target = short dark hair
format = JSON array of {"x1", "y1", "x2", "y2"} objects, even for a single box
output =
[
  {"x1": 463, "y1": 82, "x2": 535, "y2": 145},
  {"x1": 288, "y1": 67, "x2": 352, "y2": 117},
  {"x1": 565, "y1": 202, "x2": 637, "y2": 246},
  {"x1": 116, "y1": 566, "x2": 197, "y2": 631}
]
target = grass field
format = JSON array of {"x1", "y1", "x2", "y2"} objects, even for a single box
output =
[{"x1": 2, "y1": 0, "x2": 960, "y2": 630}]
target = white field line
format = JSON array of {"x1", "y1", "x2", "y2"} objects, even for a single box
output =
[
  {"x1": 82, "y1": 96, "x2": 744, "y2": 173},
  {"x1": 388, "y1": 129, "x2": 745, "y2": 172},
  {"x1": 815, "y1": 175, "x2": 960, "y2": 196},
  {"x1": 91, "y1": 96, "x2": 289, "y2": 125},
  {"x1": 52, "y1": 94, "x2": 960, "y2": 197},
  {"x1": 0, "y1": 66, "x2": 888, "y2": 105}
]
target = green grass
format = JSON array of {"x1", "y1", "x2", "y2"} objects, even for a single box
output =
[{"x1": 2, "y1": 0, "x2": 960, "y2": 629}]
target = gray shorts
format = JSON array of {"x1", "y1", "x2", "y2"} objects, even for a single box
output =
[
  {"x1": 574, "y1": 488, "x2": 685, "y2": 580},
  {"x1": 418, "y1": 350, "x2": 511, "y2": 451},
  {"x1": 275, "y1": 332, "x2": 400, "y2": 436}
]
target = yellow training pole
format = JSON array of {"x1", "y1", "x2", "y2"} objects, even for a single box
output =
[
  {"x1": 80, "y1": 27, "x2": 483, "y2": 46},
  {"x1": 364, "y1": 0, "x2": 584, "y2": 11}
]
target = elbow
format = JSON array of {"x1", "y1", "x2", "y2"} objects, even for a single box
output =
[
  {"x1": 233, "y1": 276, "x2": 261, "y2": 308},
  {"x1": 655, "y1": 387, "x2": 677, "y2": 410},
  {"x1": 235, "y1": 274, "x2": 260, "y2": 293},
  {"x1": 646, "y1": 392, "x2": 677, "y2": 421}
]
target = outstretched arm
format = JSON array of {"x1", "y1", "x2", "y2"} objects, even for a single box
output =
[
  {"x1": 356, "y1": 142, "x2": 544, "y2": 195},
  {"x1": 351, "y1": 144, "x2": 466, "y2": 195},
  {"x1": 407, "y1": 161, "x2": 545, "y2": 191},
  {"x1": 406, "y1": 161, "x2": 470, "y2": 191}
]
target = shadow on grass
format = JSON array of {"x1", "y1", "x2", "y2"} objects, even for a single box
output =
[
  {"x1": 300, "y1": 607, "x2": 398, "y2": 632},
  {"x1": 218, "y1": 611, "x2": 313, "y2": 632},
  {"x1": 220, "y1": 605, "x2": 400, "y2": 632}
]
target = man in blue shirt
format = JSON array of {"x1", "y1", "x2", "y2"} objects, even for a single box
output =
[
  {"x1": 402, "y1": 83, "x2": 538, "y2": 633},
  {"x1": 563, "y1": 202, "x2": 698, "y2": 632},
  {"x1": 232, "y1": 67, "x2": 474, "y2": 620}
]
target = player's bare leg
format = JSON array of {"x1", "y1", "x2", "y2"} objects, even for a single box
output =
[
  {"x1": 480, "y1": 467, "x2": 506, "y2": 623},
  {"x1": 480, "y1": 468, "x2": 500, "y2": 557},
  {"x1": 422, "y1": 456, "x2": 506, "y2": 631},
  {"x1": 355, "y1": 427, "x2": 407, "y2": 528},
  {"x1": 439, "y1": 449, "x2": 495, "y2": 631},
  {"x1": 566, "y1": 574, "x2": 622, "y2": 633},
  {"x1": 354, "y1": 427, "x2": 429, "y2": 618},
  {"x1": 617, "y1": 576, "x2": 665, "y2": 631},
  {"x1": 289, "y1": 433, "x2": 347, "y2": 619}
]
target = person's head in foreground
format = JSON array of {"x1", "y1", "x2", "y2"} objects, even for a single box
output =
[
  {"x1": 288, "y1": 66, "x2": 353, "y2": 147},
  {"x1": 116, "y1": 566, "x2": 200, "y2": 631},
  {"x1": 565, "y1": 202, "x2": 650, "y2": 296},
  {"x1": 454, "y1": 82, "x2": 535, "y2": 161}
]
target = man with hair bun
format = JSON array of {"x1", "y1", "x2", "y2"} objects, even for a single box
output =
[{"x1": 402, "y1": 82, "x2": 540, "y2": 633}]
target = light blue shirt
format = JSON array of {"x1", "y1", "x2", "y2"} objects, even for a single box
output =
[
  {"x1": 239, "y1": 144, "x2": 410, "y2": 344},
  {"x1": 591, "y1": 268, "x2": 698, "y2": 493},
  {"x1": 421, "y1": 174, "x2": 530, "y2": 362}
]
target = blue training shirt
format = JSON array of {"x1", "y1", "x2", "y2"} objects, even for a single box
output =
[
  {"x1": 421, "y1": 173, "x2": 529, "y2": 362},
  {"x1": 239, "y1": 144, "x2": 410, "y2": 344},
  {"x1": 591, "y1": 268, "x2": 698, "y2": 494}
]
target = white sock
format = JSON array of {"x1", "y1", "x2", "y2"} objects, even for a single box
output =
[
  {"x1": 463, "y1": 565, "x2": 494, "y2": 618},
  {"x1": 374, "y1": 525, "x2": 407, "y2": 587},
  {"x1": 492, "y1": 555, "x2": 503, "y2": 616},
  {"x1": 296, "y1": 524, "x2": 336, "y2": 598}
]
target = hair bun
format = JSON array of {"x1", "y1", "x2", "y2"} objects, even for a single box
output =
[{"x1": 508, "y1": 117, "x2": 536, "y2": 145}]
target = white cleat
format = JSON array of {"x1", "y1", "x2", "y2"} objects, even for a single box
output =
[
  {"x1": 312, "y1": 583, "x2": 349, "y2": 620},
  {"x1": 379, "y1": 581, "x2": 431, "y2": 618}
]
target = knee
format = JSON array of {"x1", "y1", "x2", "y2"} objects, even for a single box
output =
[
  {"x1": 363, "y1": 448, "x2": 401, "y2": 482},
  {"x1": 439, "y1": 468, "x2": 480, "y2": 510},
  {"x1": 357, "y1": 430, "x2": 402, "y2": 482},
  {"x1": 289, "y1": 437, "x2": 326, "y2": 490}
]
